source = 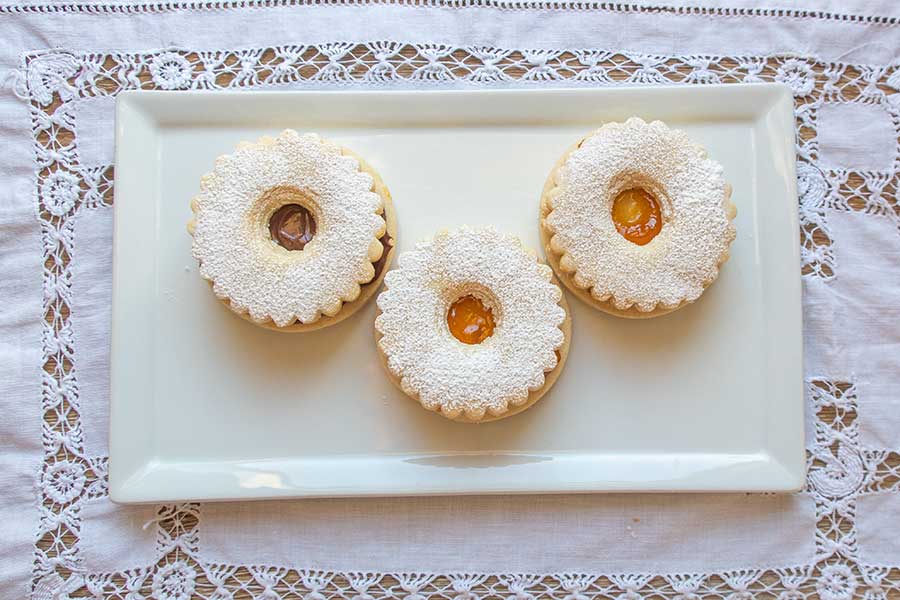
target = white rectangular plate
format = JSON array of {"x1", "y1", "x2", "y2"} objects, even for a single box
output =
[{"x1": 110, "y1": 85, "x2": 804, "y2": 503}]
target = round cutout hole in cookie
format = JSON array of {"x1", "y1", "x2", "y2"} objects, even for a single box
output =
[
  {"x1": 269, "y1": 203, "x2": 316, "y2": 251},
  {"x1": 447, "y1": 295, "x2": 495, "y2": 345},
  {"x1": 611, "y1": 187, "x2": 662, "y2": 246}
]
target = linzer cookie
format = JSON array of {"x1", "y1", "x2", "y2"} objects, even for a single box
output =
[
  {"x1": 540, "y1": 117, "x2": 736, "y2": 318},
  {"x1": 375, "y1": 227, "x2": 571, "y2": 423},
  {"x1": 188, "y1": 130, "x2": 396, "y2": 331}
]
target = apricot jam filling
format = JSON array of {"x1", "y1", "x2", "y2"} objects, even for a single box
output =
[
  {"x1": 611, "y1": 187, "x2": 662, "y2": 246},
  {"x1": 447, "y1": 295, "x2": 495, "y2": 345}
]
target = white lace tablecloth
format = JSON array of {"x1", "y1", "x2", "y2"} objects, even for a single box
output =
[{"x1": 2, "y1": 1, "x2": 899, "y2": 599}]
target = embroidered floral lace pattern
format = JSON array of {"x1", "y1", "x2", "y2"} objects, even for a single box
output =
[{"x1": 23, "y1": 40, "x2": 900, "y2": 599}]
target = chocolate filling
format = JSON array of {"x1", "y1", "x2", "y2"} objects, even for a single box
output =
[
  {"x1": 370, "y1": 230, "x2": 393, "y2": 283},
  {"x1": 269, "y1": 203, "x2": 316, "y2": 251}
]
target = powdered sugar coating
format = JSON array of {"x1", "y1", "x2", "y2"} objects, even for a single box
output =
[
  {"x1": 375, "y1": 227, "x2": 567, "y2": 421},
  {"x1": 191, "y1": 130, "x2": 385, "y2": 327},
  {"x1": 544, "y1": 118, "x2": 736, "y2": 312}
]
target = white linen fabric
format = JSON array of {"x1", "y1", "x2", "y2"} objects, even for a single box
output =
[{"x1": 0, "y1": 1, "x2": 898, "y2": 599}]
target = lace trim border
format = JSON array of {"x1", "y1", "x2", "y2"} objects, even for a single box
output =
[{"x1": 0, "y1": 0, "x2": 897, "y2": 26}]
